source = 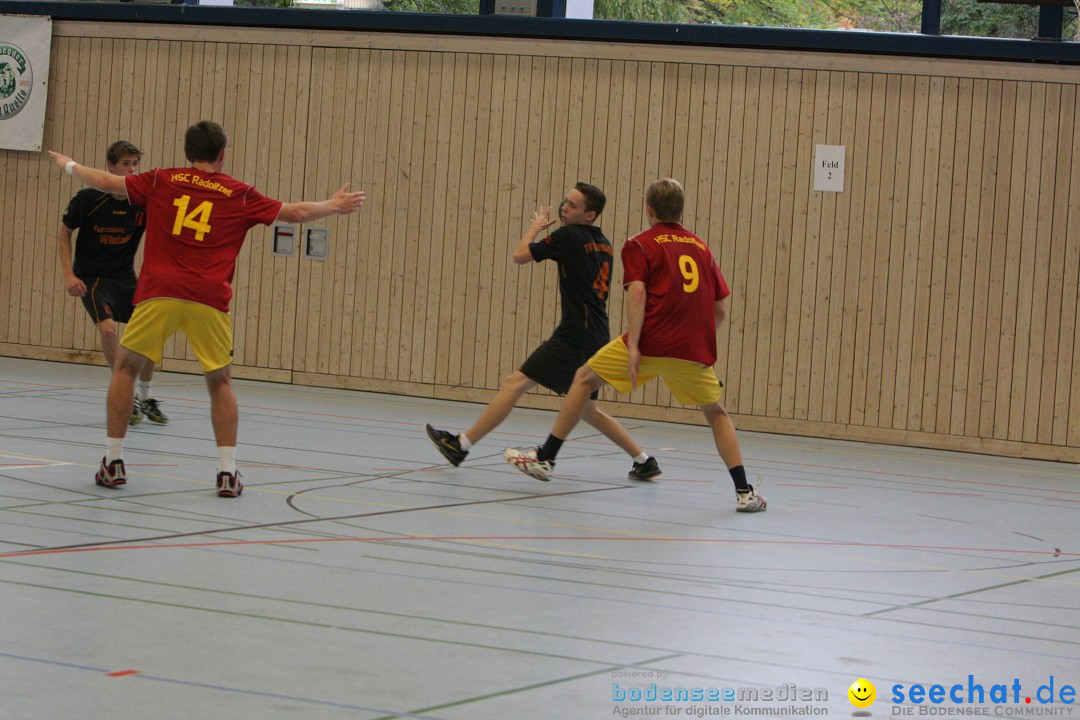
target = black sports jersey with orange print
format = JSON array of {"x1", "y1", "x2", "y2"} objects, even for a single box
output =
[
  {"x1": 528, "y1": 224, "x2": 613, "y2": 346},
  {"x1": 62, "y1": 188, "x2": 145, "y2": 280}
]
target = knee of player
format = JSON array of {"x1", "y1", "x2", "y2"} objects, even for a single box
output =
[
  {"x1": 97, "y1": 324, "x2": 119, "y2": 344},
  {"x1": 573, "y1": 365, "x2": 603, "y2": 390}
]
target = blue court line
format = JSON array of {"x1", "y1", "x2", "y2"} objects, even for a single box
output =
[{"x1": 0, "y1": 651, "x2": 452, "y2": 719}]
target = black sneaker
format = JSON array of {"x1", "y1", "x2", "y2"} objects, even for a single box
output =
[
  {"x1": 628, "y1": 456, "x2": 661, "y2": 481},
  {"x1": 140, "y1": 398, "x2": 169, "y2": 424},
  {"x1": 425, "y1": 424, "x2": 468, "y2": 466}
]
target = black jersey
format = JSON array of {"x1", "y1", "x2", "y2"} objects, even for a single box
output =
[
  {"x1": 62, "y1": 189, "x2": 145, "y2": 279},
  {"x1": 528, "y1": 224, "x2": 613, "y2": 345}
]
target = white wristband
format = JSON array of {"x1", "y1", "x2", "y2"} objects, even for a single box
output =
[{"x1": 64, "y1": 160, "x2": 76, "y2": 175}]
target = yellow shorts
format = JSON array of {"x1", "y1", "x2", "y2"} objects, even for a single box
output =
[
  {"x1": 121, "y1": 298, "x2": 233, "y2": 373},
  {"x1": 587, "y1": 337, "x2": 724, "y2": 407}
]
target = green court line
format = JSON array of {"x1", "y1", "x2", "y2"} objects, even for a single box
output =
[
  {"x1": 367, "y1": 653, "x2": 684, "y2": 720},
  {"x1": 863, "y1": 565, "x2": 1080, "y2": 617}
]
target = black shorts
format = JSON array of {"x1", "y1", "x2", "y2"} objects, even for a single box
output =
[
  {"x1": 80, "y1": 275, "x2": 137, "y2": 325},
  {"x1": 520, "y1": 335, "x2": 604, "y2": 399}
]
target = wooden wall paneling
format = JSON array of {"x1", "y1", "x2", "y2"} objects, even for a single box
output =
[
  {"x1": 405, "y1": 50, "x2": 435, "y2": 384},
  {"x1": 1007, "y1": 80, "x2": 1044, "y2": 441},
  {"x1": 762, "y1": 69, "x2": 797, "y2": 419},
  {"x1": 811, "y1": 70, "x2": 845, "y2": 423},
  {"x1": 72, "y1": 38, "x2": 98, "y2": 353},
  {"x1": 979, "y1": 81, "x2": 1018, "y2": 439},
  {"x1": 836, "y1": 71, "x2": 872, "y2": 426},
  {"x1": 380, "y1": 50, "x2": 411, "y2": 381},
  {"x1": 965, "y1": 79, "x2": 1000, "y2": 437},
  {"x1": 360, "y1": 49, "x2": 394, "y2": 379},
  {"x1": 291, "y1": 47, "x2": 324, "y2": 374},
  {"x1": 530, "y1": 56, "x2": 563, "y2": 400},
  {"x1": 229, "y1": 42, "x2": 256, "y2": 369},
  {"x1": 244, "y1": 42, "x2": 271, "y2": 368},
  {"x1": 907, "y1": 76, "x2": 942, "y2": 432},
  {"x1": 492, "y1": 54, "x2": 523, "y2": 392},
  {"x1": 850, "y1": 73, "x2": 886, "y2": 427},
  {"x1": 950, "y1": 78, "x2": 986, "y2": 437},
  {"x1": 421, "y1": 52, "x2": 451, "y2": 386},
  {"x1": 458, "y1": 53, "x2": 485, "y2": 389},
  {"x1": 1024, "y1": 82, "x2": 1059, "y2": 444},
  {"x1": 0, "y1": 147, "x2": 10, "y2": 344},
  {"x1": 891, "y1": 75, "x2": 928, "y2": 429},
  {"x1": 600, "y1": 58, "x2": 630, "y2": 375},
  {"x1": 921, "y1": 76, "x2": 958, "y2": 434},
  {"x1": 721, "y1": 65, "x2": 748, "y2": 413},
  {"x1": 793, "y1": 70, "x2": 828, "y2": 421},
  {"x1": 1066, "y1": 87, "x2": 1080, "y2": 449},
  {"x1": 779, "y1": 70, "x2": 813, "y2": 420},
  {"x1": 638, "y1": 61, "x2": 665, "y2": 407},
  {"x1": 995, "y1": 81, "x2": 1031, "y2": 440},
  {"x1": 744, "y1": 66, "x2": 775, "y2": 418},
  {"x1": 475, "y1": 53, "x2": 504, "y2": 390},
  {"x1": 398, "y1": 50, "x2": 430, "y2": 384},
  {"x1": 1049, "y1": 85, "x2": 1077, "y2": 447},
  {"x1": 264, "y1": 45, "x2": 296, "y2": 371},
  {"x1": 338, "y1": 48, "x2": 367, "y2": 378},
  {"x1": 40, "y1": 41, "x2": 68, "y2": 351},
  {"x1": 325, "y1": 47, "x2": 354, "y2": 377}
]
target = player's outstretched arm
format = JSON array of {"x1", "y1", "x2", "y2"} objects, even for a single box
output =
[
  {"x1": 277, "y1": 183, "x2": 366, "y2": 224},
  {"x1": 512, "y1": 205, "x2": 555, "y2": 265},
  {"x1": 47, "y1": 151, "x2": 127, "y2": 195}
]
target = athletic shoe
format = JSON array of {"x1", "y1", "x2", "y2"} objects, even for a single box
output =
[
  {"x1": 95, "y1": 457, "x2": 127, "y2": 487},
  {"x1": 503, "y1": 447, "x2": 554, "y2": 481},
  {"x1": 628, "y1": 456, "x2": 662, "y2": 481},
  {"x1": 216, "y1": 470, "x2": 243, "y2": 498},
  {"x1": 141, "y1": 398, "x2": 168, "y2": 425},
  {"x1": 425, "y1": 423, "x2": 468, "y2": 466},
  {"x1": 129, "y1": 402, "x2": 143, "y2": 426},
  {"x1": 736, "y1": 485, "x2": 767, "y2": 513}
]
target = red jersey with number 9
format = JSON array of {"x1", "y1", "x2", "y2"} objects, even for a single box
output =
[
  {"x1": 125, "y1": 168, "x2": 283, "y2": 313},
  {"x1": 620, "y1": 221, "x2": 730, "y2": 366}
]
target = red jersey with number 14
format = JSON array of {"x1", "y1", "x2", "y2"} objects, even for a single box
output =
[
  {"x1": 620, "y1": 221, "x2": 730, "y2": 366},
  {"x1": 125, "y1": 168, "x2": 283, "y2": 313}
]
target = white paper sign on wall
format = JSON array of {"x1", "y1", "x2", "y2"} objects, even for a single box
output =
[{"x1": 814, "y1": 145, "x2": 845, "y2": 193}]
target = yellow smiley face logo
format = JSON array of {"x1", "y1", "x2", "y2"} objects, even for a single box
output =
[{"x1": 848, "y1": 679, "x2": 876, "y2": 708}]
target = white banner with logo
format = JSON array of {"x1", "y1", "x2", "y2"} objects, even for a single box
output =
[{"x1": 0, "y1": 15, "x2": 51, "y2": 151}]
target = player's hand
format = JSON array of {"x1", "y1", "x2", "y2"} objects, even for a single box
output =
[
  {"x1": 331, "y1": 183, "x2": 366, "y2": 214},
  {"x1": 64, "y1": 274, "x2": 86, "y2": 297},
  {"x1": 48, "y1": 150, "x2": 75, "y2": 172},
  {"x1": 628, "y1": 346, "x2": 641, "y2": 390},
  {"x1": 529, "y1": 206, "x2": 556, "y2": 233}
]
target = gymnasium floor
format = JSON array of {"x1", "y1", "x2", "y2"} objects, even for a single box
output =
[{"x1": 1, "y1": 356, "x2": 1077, "y2": 720}]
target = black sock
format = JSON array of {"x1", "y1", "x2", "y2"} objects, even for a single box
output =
[
  {"x1": 729, "y1": 465, "x2": 750, "y2": 492},
  {"x1": 538, "y1": 435, "x2": 564, "y2": 462}
]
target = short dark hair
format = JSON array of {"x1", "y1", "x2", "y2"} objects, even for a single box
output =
[
  {"x1": 184, "y1": 120, "x2": 228, "y2": 164},
  {"x1": 645, "y1": 178, "x2": 684, "y2": 222},
  {"x1": 106, "y1": 141, "x2": 142, "y2": 165},
  {"x1": 575, "y1": 181, "x2": 606, "y2": 217}
]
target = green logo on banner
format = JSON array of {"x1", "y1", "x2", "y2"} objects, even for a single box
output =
[{"x1": 0, "y1": 42, "x2": 33, "y2": 120}]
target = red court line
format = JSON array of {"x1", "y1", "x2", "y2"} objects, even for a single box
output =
[
  {"x1": 105, "y1": 670, "x2": 141, "y2": 677},
  {"x1": 911, "y1": 490, "x2": 984, "y2": 497},
  {"x1": 777, "y1": 484, "x2": 847, "y2": 489},
  {"x1": 1, "y1": 536, "x2": 1075, "y2": 560}
]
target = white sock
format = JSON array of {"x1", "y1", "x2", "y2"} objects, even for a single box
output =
[
  {"x1": 632, "y1": 452, "x2": 649, "y2": 464},
  {"x1": 458, "y1": 434, "x2": 473, "y2": 451},
  {"x1": 137, "y1": 380, "x2": 151, "y2": 401},
  {"x1": 218, "y1": 446, "x2": 237, "y2": 475},
  {"x1": 105, "y1": 437, "x2": 125, "y2": 464}
]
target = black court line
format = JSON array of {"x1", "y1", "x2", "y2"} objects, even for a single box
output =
[{"x1": 19, "y1": 485, "x2": 629, "y2": 554}]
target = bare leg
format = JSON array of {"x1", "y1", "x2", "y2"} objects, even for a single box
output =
[
  {"x1": 581, "y1": 400, "x2": 643, "y2": 457},
  {"x1": 138, "y1": 361, "x2": 155, "y2": 383},
  {"x1": 205, "y1": 365, "x2": 238, "y2": 447},
  {"x1": 550, "y1": 366, "x2": 607, "y2": 441},
  {"x1": 96, "y1": 319, "x2": 120, "y2": 370},
  {"x1": 107, "y1": 347, "x2": 151, "y2": 437},
  {"x1": 463, "y1": 370, "x2": 536, "y2": 445},
  {"x1": 701, "y1": 399, "x2": 743, "y2": 469}
]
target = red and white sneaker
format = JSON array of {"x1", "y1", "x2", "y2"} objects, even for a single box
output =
[
  {"x1": 216, "y1": 471, "x2": 243, "y2": 498},
  {"x1": 503, "y1": 447, "x2": 554, "y2": 481},
  {"x1": 736, "y1": 485, "x2": 767, "y2": 513},
  {"x1": 95, "y1": 457, "x2": 127, "y2": 488}
]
